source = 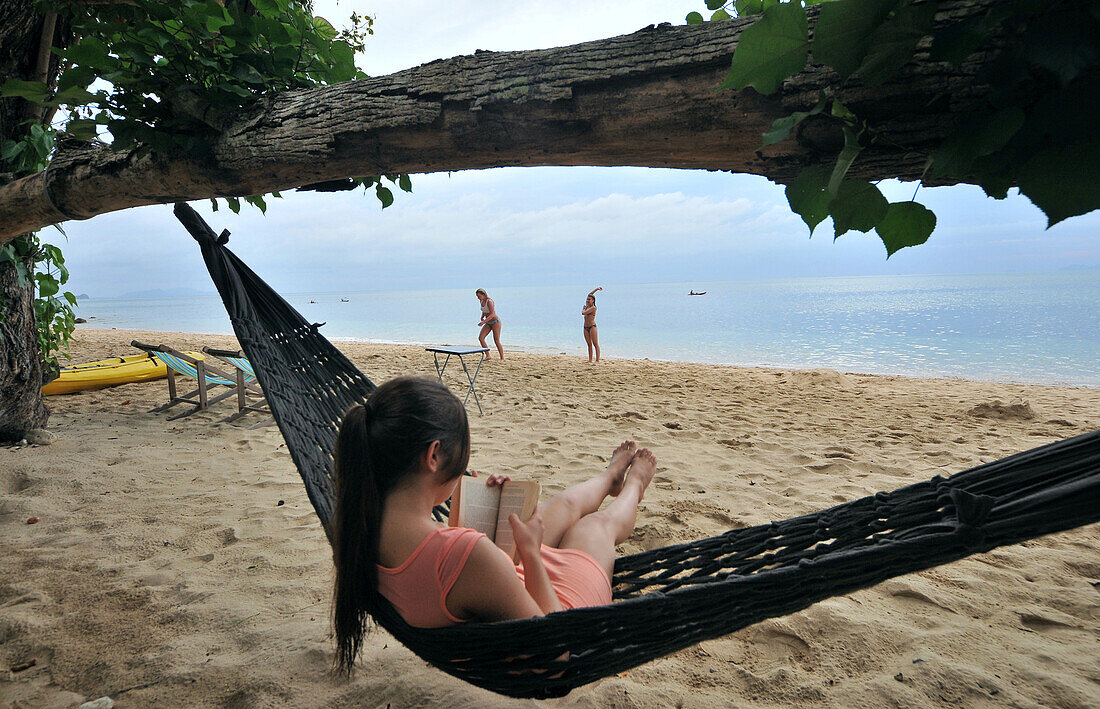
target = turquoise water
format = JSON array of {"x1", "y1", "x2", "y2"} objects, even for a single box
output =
[{"x1": 76, "y1": 271, "x2": 1100, "y2": 387}]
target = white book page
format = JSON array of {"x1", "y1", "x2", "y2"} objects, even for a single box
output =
[
  {"x1": 452, "y1": 477, "x2": 501, "y2": 539},
  {"x1": 493, "y1": 481, "x2": 540, "y2": 561}
]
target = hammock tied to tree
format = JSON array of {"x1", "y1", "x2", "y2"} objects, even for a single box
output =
[{"x1": 174, "y1": 203, "x2": 1100, "y2": 699}]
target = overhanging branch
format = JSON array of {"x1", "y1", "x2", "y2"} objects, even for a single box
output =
[{"x1": 0, "y1": 0, "x2": 995, "y2": 242}]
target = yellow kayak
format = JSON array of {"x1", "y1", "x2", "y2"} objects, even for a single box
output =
[{"x1": 42, "y1": 353, "x2": 172, "y2": 395}]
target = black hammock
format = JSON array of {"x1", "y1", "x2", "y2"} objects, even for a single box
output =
[{"x1": 174, "y1": 203, "x2": 1100, "y2": 699}]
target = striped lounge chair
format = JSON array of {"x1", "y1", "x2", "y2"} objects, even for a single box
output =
[{"x1": 131, "y1": 341, "x2": 267, "y2": 424}]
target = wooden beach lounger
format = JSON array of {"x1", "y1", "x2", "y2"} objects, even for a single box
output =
[
  {"x1": 131, "y1": 341, "x2": 267, "y2": 423},
  {"x1": 201, "y1": 346, "x2": 273, "y2": 427}
]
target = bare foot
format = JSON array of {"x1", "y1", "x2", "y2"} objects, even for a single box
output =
[
  {"x1": 605, "y1": 440, "x2": 636, "y2": 496},
  {"x1": 623, "y1": 448, "x2": 657, "y2": 501}
]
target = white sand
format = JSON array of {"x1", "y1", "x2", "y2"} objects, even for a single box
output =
[{"x1": 2, "y1": 328, "x2": 1098, "y2": 707}]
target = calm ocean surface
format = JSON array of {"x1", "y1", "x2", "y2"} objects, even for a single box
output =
[{"x1": 78, "y1": 272, "x2": 1100, "y2": 387}]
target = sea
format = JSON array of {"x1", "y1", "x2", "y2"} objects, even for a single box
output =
[{"x1": 76, "y1": 271, "x2": 1100, "y2": 387}]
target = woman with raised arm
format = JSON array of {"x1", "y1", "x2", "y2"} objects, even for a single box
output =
[
  {"x1": 582, "y1": 286, "x2": 602, "y2": 363},
  {"x1": 475, "y1": 288, "x2": 505, "y2": 361}
]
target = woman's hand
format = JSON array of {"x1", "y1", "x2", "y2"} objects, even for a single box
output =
[
  {"x1": 485, "y1": 473, "x2": 511, "y2": 487},
  {"x1": 508, "y1": 508, "x2": 544, "y2": 559}
]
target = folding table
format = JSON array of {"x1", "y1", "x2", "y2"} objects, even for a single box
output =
[{"x1": 425, "y1": 346, "x2": 491, "y2": 413}]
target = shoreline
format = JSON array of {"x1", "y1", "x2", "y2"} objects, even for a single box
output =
[
  {"x1": 70, "y1": 324, "x2": 1100, "y2": 390},
  {"x1": 3, "y1": 327, "x2": 1098, "y2": 707}
]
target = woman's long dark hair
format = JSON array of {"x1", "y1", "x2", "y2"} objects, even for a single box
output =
[{"x1": 331, "y1": 376, "x2": 470, "y2": 674}]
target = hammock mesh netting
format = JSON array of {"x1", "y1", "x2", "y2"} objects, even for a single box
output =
[{"x1": 175, "y1": 203, "x2": 1100, "y2": 699}]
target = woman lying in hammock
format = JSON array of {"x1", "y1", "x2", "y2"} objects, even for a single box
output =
[{"x1": 331, "y1": 376, "x2": 656, "y2": 673}]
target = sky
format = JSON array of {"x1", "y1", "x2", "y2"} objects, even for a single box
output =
[{"x1": 57, "y1": 0, "x2": 1100, "y2": 298}]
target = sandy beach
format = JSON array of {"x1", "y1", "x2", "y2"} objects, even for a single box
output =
[{"x1": 2, "y1": 327, "x2": 1098, "y2": 708}]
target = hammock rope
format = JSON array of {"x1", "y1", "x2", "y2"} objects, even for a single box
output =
[{"x1": 174, "y1": 203, "x2": 1100, "y2": 699}]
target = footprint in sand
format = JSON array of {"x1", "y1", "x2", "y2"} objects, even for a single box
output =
[
  {"x1": 743, "y1": 623, "x2": 815, "y2": 671},
  {"x1": 1019, "y1": 611, "x2": 1079, "y2": 632},
  {"x1": 2, "y1": 468, "x2": 34, "y2": 494},
  {"x1": 600, "y1": 411, "x2": 648, "y2": 421}
]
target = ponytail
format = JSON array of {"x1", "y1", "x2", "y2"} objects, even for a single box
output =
[
  {"x1": 330, "y1": 378, "x2": 470, "y2": 674},
  {"x1": 332, "y1": 403, "x2": 377, "y2": 674}
]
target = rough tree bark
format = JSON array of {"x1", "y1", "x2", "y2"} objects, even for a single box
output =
[
  {"x1": 0, "y1": 0, "x2": 65, "y2": 440},
  {"x1": 0, "y1": 0, "x2": 1005, "y2": 242}
]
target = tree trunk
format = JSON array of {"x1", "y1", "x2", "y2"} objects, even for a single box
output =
[
  {"x1": 0, "y1": 0, "x2": 66, "y2": 440},
  {"x1": 0, "y1": 249, "x2": 48, "y2": 441},
  {"x1": 0, "y1": 0, "x2": 1007, "y2": 242}
]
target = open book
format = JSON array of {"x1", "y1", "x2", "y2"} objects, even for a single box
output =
[{"x1": 448, "y1": 477, "x2": 540, "y2": 561}]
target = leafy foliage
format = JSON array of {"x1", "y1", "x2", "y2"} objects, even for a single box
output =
[
  {"x1": 1, "y1": 1, "x2": 403, "y2": 368},
  {"x1": 2, "y1": 1, "x2": 407, "y2": 211},
  {"x1": 0, "y1": 125, "x2": 77, "y2": 370},
  {"x1": 721, "y1": 3, "x2": 808, "y2": 94},
  {"x1": 689, "y1": 0, "x2": 1100, "y2": 254}
]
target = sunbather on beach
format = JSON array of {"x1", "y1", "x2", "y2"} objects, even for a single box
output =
[
  {"x1": 582, "y1": 286, "x2": 602, "y2": 363},
  {"x1": 330, "y1": 376, "x2": 656, "y2": 672},
  {"x1": 476, "y1": 288, "x2": 505, "y2": 361}
]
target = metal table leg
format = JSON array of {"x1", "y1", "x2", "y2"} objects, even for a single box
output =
[{"x1": 458, "y1": 351, "x2": 486, "y2": 414}]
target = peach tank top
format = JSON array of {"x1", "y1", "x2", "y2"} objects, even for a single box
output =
[{"x1": 376, "y1": 526, "x2": 612, "y2": 629}]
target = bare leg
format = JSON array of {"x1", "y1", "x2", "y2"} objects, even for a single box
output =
[
  {"x1": 559, "y1": 449, "x2": 657, "y2": 578},
  {"x1": 491, "y1": 321, "x2": 504, "y2": 360},
  {"x1": 591, "y1": 325, "x2": 600, "y2": 363},
  {"x1": 584, "y1": 327, "x2": 593, "y2": 362},
  {"x1": 478, "y1": 323, "x2": 491, "y2": 351},
  {"x1": 541, "y1": 440, "x2": 635, "y2": 548}
]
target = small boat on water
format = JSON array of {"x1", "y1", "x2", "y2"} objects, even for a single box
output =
[
  {"x1": 340, "y1": 298, "x2": 349, "y2": 302},
  {"x1": 42, "y1": 352, "x2": 181, "y2": 395},
  {"x1": 688, "y1": 290, "x2": 707, "y2": 296}
]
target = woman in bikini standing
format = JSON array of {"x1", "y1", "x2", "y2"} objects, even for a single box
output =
[
  {"x1": 582, "y1": 286, "x2": 602, "y2": 363},
  {"x1": 476, "y1": 288, "x2": 505, "y2": 361}
]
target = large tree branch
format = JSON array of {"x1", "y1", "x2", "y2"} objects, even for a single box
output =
[{"x1": 0, "y1": 0, "x2": 998, "y2": 242}]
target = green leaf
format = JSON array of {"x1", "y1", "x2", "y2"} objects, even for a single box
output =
[
  {"x1": 375, "y1": 184, "x2": 394, "y2": 209},
  {"x1": 761, "y1": 97, "x2": 826, "y2": 147},
  {"x1": 227, "y1": 196, "x2": 241, "y2": 214},
  {"x1": 36, "y1": 274, "x2": 60, "y2": 298},
  {"x1": 252, "y1": 0, "x2": 283, "y2": 19},
  {"x1": 785, "y1": 165, "x2": 832, "y2": 234},
  {"x1": 686, "y1": 11, "x2": 705, "y2": 25},
  {"x1": 1, "y1": 79, "x2": 49, "y2": 103},
  {"x1": 312, "y1": 16, "x2": 338, "y2": 41},
  {"x1": 711, "y1": 9, "x2": 732, "y2": 21},
  {"x1": 245, "y1": 194, "x2": 268, "y2": 214},
  {"x1": 58, "y1": 37, "x2": 111, "y2": 71},
  {"x1": 829, "y1": 180, "x2": 888, "y2": 238},
  {"x1": 930, "y1": 15, "x2": 987, "y2": 66},
  {"x1": 56, "y1": 65, "x2": 97, "y2": 93},
  {"x1": 812, "y1": 0, "x2": 901, "y2": 79},
  {"x1": 827, "y1": 125, "x2": 862, "y2": 195},
  {"x1": 1, "y1": 140, "x2": 23, "y2": 161},
  {"x1": 721, "y1": 3, "x2": 809, "y2": 95},
  {"x1": 734, "y1": 0, "x2": 763, "y2": 16},
  {"x1": 64, "y1": 119, "x2": 98, "y2": 141},
  {"x1": 856, "y1": 2, "x2": 936, "y2": 86},
  {"x1": 51, "y1": 86, "x2": 97, "y2": 106},
  {"x1": 706, "y1": 0, "x2": 727, "y2": 9},
  {"x1": 1021, "y1": 11, "x2": 1100, "y2": 87},
  {"x1": 875, "y1": 201, "x2": 936, "y2": 256},
  {"x1": 398, "y1": 174, "x2": 413, "y2": 193},
  {"x1": 931, "y1": 107, "x2": 1025, "y2": 178},
  {"x1": 1017, "y1": 139, "x2": 1100, "y2": 227}
]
